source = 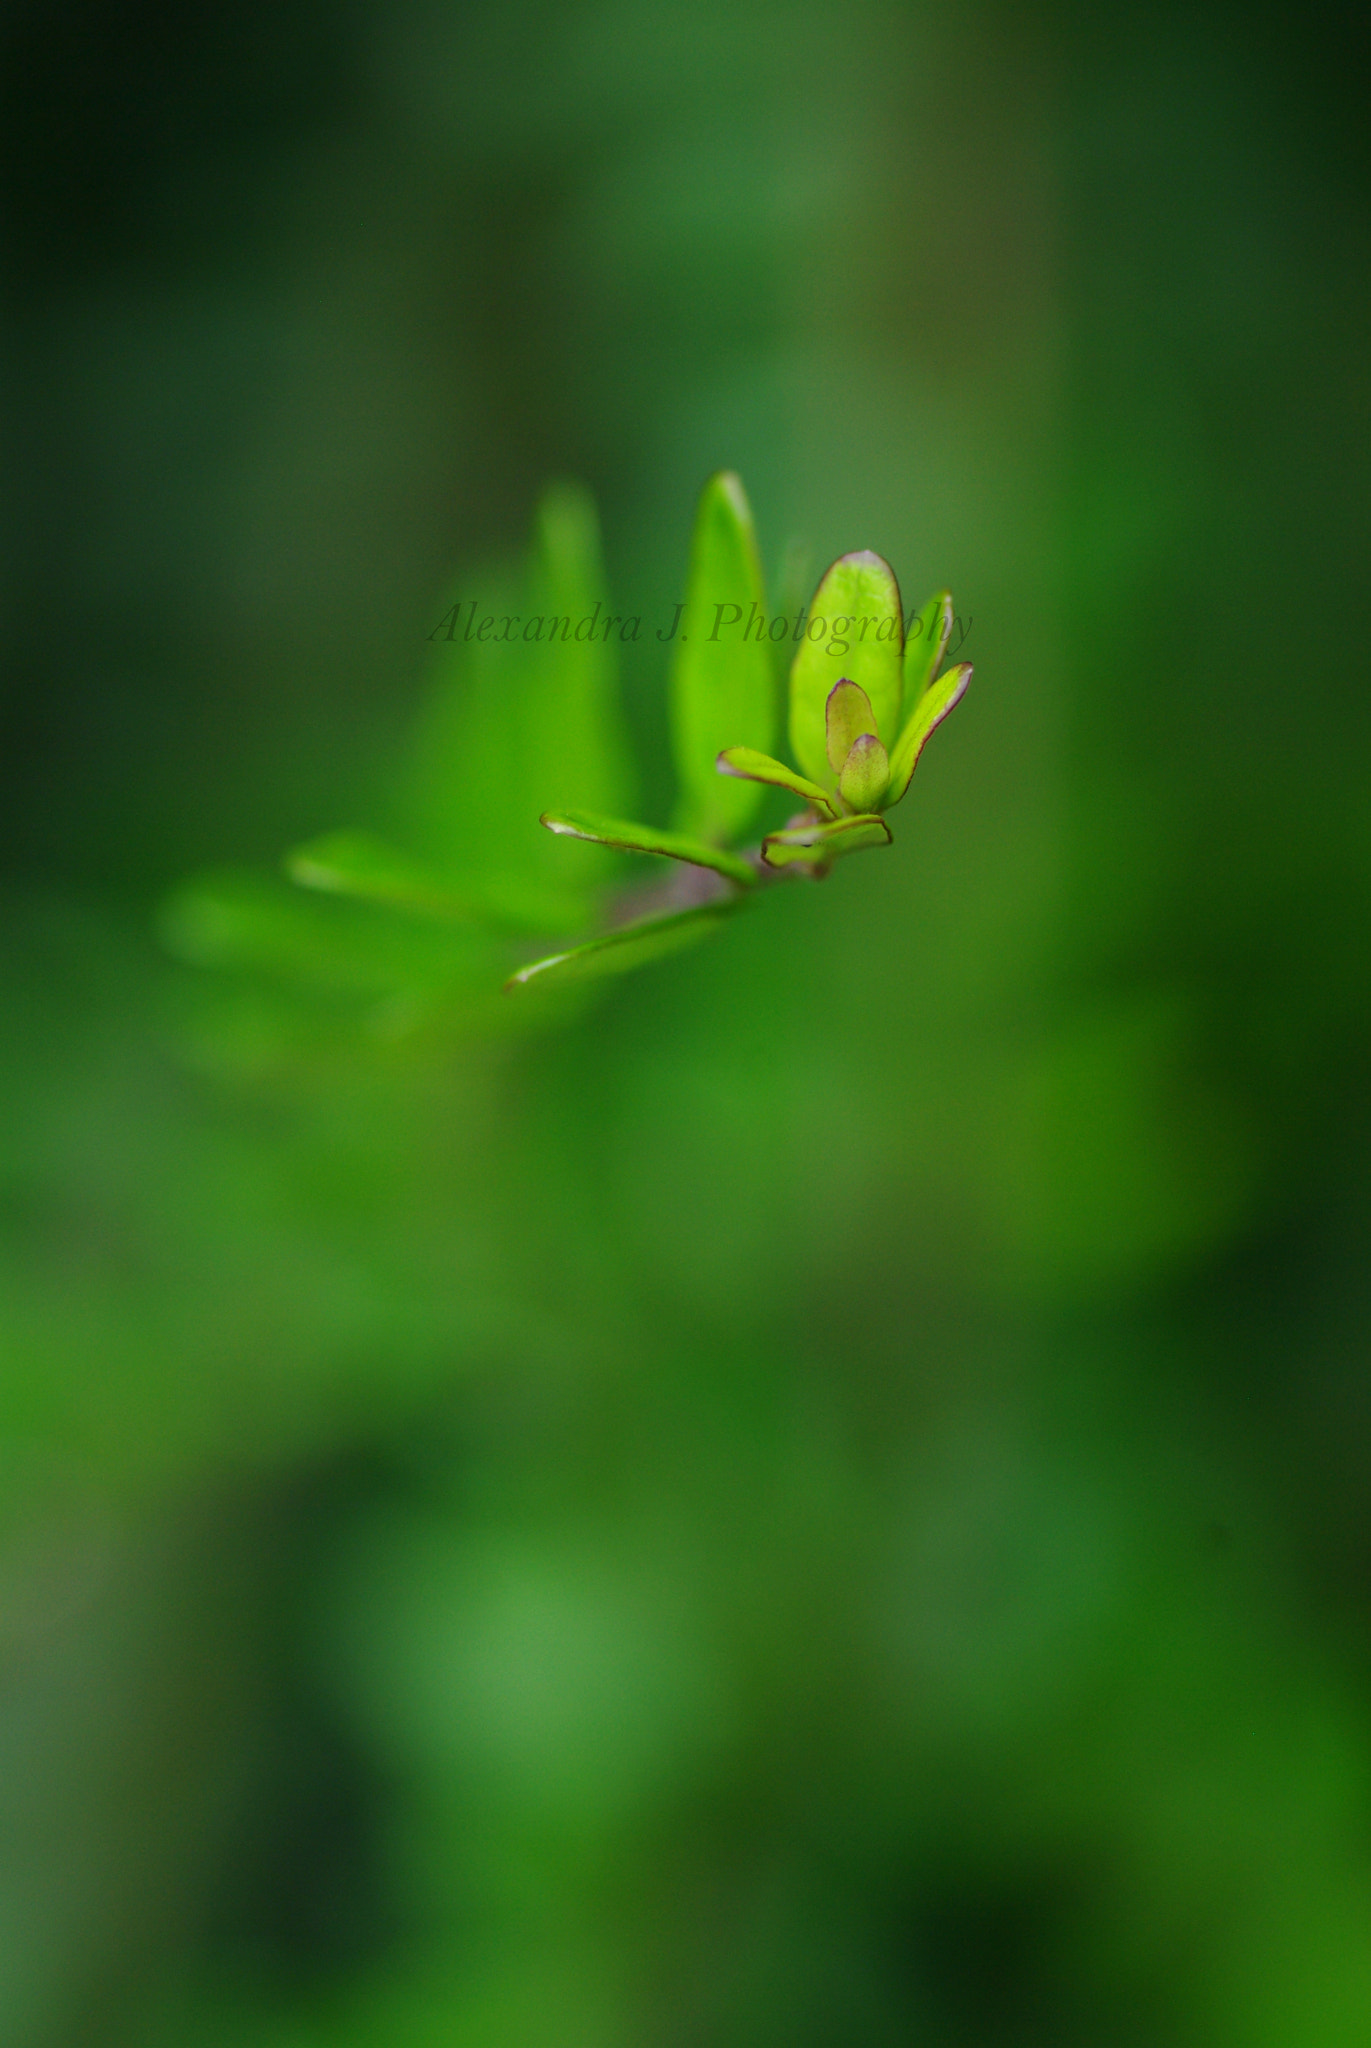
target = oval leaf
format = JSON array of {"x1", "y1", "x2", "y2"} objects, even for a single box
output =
[
  {"x1": 789, "y1": 551, "x2": 904, "y2": 791},
  {"x1": 838, "y1": 733, "x2": 890, "y2": 813},
  {"x1": 825, "y1": 679, "x2": 879, "y2": 776},
  {"x1": 669, "y1": 471, "x2": 776, "y2": 844}
]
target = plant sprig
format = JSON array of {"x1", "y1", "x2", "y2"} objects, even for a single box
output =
[
  {"x1": 506, "y1": 471, "x2": 971, "y2": 990},
  {"x1": 162, "y1": 472, "x2": 971, "y2": 1041}
]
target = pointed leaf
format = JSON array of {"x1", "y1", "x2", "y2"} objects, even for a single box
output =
[
  {"x1": 669, "y1": 471, "x2": 776, "y2": 843},
  {"x1": 789, "y1": 551, "x2": 904, "y2": 791},
  {"x1": 902, "y1": 590, "x2": 953, "y2": 713},
  {"x1": 825, "y1": 679, "x2": 879, "y2": 776},
  {"x1": 541, "y1": 809, "x2": 755, "y2": 887},
  {"x1": 715, "y1": 747, "x2": 838, "y2": 820},
  {"x1": 506, "y1": 902, "x2": 740, "y2": 992},
  {"x1": 761, "y1": 812, "x2": 892, "y2": 876},
  {"x1": 838, "y1": 732, "x2": 890, "y2": 813},
  {"x1": 884, "y1": 662, "x2": 972, "y2": 808}
]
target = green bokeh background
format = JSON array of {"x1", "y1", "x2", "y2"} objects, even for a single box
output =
[{"x1": 3, "y1": 3, "x2": 1370, "y2": 2042}]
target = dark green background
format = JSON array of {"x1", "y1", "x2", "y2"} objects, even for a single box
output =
[{"x1": 3, "y1": 3, "x2": 1370, "y2": 2042}]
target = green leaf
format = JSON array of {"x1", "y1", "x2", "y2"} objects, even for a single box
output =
[
  {"x1": 402, "y1": 481, "x2": 635, "y2": 912},
  {"x1": 526, "y1": 480, "x2": 637, "y2": 811},
  {"x1": 825, "y1": 679, "x2": 879, "y2": 776},
  {"x1": 838, "y1": 733, "x2": 890, "y2": 813},
  {"x1": 715, "y1": 747, "x2": 838, "y2": 820},
  {"x1": 883, "y1": 662, "x2": 972, "y2": 808},
  {"x1": 760, "y1": 812, "x2": 892, "y2": 875},
  {"x1": 160, "y1": 868, "x2": 498, "y2": 996},
  {"x1": 285, "y1": 829, "x2": 585, "y2": 935},
  {"x1": 669, "y1": 471, "x2": 776, "y2": 843},
  {"x1": 506, "y1": 902, "x2": 740, "y2": 992},
  {"x1": 287, "y1": 830, "x2": 474, "y2": 916},
  {"x1": 789, "y1": 551, "x2": 904, "y2": 791},
  {"x1": 541, "y1": 809, "x2": 755, "y2": 886},
  {"x1": 902, "y1": 589, "x2": 953, "y2": 712}
]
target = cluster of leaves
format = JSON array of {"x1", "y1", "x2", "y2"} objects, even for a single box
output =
[{"x1": 162, "y1": 475, "x2": 969, "y2": 1034}]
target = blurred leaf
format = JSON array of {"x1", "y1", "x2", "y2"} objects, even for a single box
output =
[
  {"x1": 285, "y1": 829, "x2": 584, "y2": 935},
  {"x1": 838, "y1": 733, "x2": 890, "y2": 813},
  {"x1": 901, "y1": 589, "x2": 953, "y2": 712},
  {"x1": 669, "y1": 471, "x2": 776, "y2": 843},
  {"x1": 715, "y1": 747, "x2": 837, "y2": 819},
  {"x1": 526, "y1": 481, "x2": 638, "y2": 815},
  {"x1": 789, "y1": 551, "x2": 904, "y2": 790},
  {"x1": 287, "y1": 829, "x2": 478, "y2": 918},
  {"x1": 402, "y1": 482, "x2": 635, "y2": 913},
  {"x1": 541, "y1": 810, "x2": 755, "y2": 886},
  {"x1": 884, "y1": 662, "x2": 972, "y2": 808},
  {"x1": 160, "y1": 868, "x2": 500, "y2": 998},
  {"x1": 760, "y1": 812, "x2": 892, "y2": 875},
  {"x1": 506, "y1": 902, "x2": 741, "y2": 992}
]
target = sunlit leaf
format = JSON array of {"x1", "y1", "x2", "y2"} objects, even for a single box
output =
[
  {"x1": 541, "y1": 810, "x2": 755, "y2": 886},
  {"x1": 902, "y1": 589, "x2": 953, "y2": 714},
  {"x1": 669, "y1": 471, "x2": 776, "y2": 843},
  {"x1": 760, "y1": 812, "x2": 892, "y2": 875},
  {"x1": 789, "y1": 552, "x2": 904, "y2": 791},
  {"x1": 838, "y1": 733, "x2": 890, "y2": 813},
  {"x1": 715, "y1": 747, "x2": 837, "y2": 819},
  {"x1": 884, "y1": 662, "x2": 972, "y2": 808},
  {"x1": 506, "y1": 901, "x2": 740, "y2": 992}
]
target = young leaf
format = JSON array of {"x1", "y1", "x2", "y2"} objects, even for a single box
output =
[
  {"x1": 902, "y1": 589, "x2": 953, "y2": 713},
  {"x1": 883, "y1": 662, "x2": 972, "y2": 808},
  {"x1": 670, "y1": 471, "x2": 776, "y2": 844},
  {"x1": 760, "y1": 812, "x2": 892, "y2": 876},
  {"x1": 789, "y1": 552, "x2": 904, "y2": 792},
  {"x1": 506, "y1": 901, "x2": 740, "y2": 992},
  {"x1": 838, "y1": 733, "x2": 890, "y2": 813},
  {"x1": 541, "y1": 809, "x2": 755, "y2": 886},
  {"x1": 715, "y1": 747, "x2": 838, "y2": 820},
  {"x1": 825, "y1": 679, "x2": 879, "y2": 776}
]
